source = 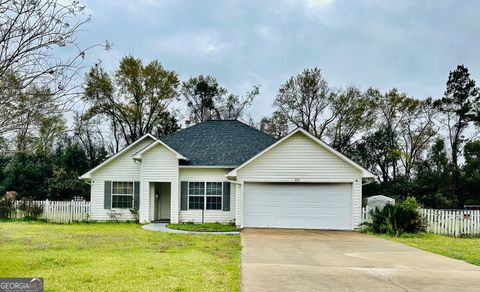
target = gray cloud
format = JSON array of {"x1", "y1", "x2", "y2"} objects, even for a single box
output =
[{"x1": 80, "y1": 0, "x2": 480, "y2": 120}]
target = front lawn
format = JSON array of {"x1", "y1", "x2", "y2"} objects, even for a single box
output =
[
  {"x1": 0, "y1": 222, "x2": 240, "y2": 291},
  {"x1": 167, "y1": 222, "x2": 239, "y2": 232},
  {"x1": 380, "y1": 233, "x2": 480, "y2": 266}
]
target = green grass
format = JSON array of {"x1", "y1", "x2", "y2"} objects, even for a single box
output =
[
  {"x1": 167, "y1": 222, "x2": 239, "y2": 232},
  {"x1": 380, "y1": 233, "x2": 480, "y2": 266},
  {"x1": 0, "y1": 221, "x2": 241, "y2": 291}
]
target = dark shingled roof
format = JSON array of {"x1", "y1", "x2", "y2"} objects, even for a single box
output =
[{"x1": 160, "y1": 120, "x2": 277, "y2": 166}]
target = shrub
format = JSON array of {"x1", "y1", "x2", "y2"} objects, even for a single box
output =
[
  {"x1": 363, "y1": 196, "x2": 425, "y2": 236},
  {"x1": 0, "y1": 193, "x2": 16, "y2": 219},
  {"x1": 129, "y1": 208, "x2": 139, "y2": 223},
  {"x1": 18, "y1": 198, "x2": 44, "y2": 220},
  {"x1": 107, "y1": 210, "x2": 121, "y2": 222}
]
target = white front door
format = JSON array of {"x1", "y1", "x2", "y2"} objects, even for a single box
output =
[{"x1": 243, "y1": 183, "x2": 352, "y2": 230}]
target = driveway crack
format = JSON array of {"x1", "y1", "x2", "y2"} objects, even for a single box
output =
[{"x1": 367, "y1": 268, "x2": 410, "y2": 291}]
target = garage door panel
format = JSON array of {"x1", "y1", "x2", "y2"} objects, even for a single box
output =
[{"x1": 244, "y1": 183, "x2": 352, "y2": 230}]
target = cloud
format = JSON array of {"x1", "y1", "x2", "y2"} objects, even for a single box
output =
[
  {"x1": 154, "y1": 31, "x2": 231, "y2": 57},
  {"x1": 303, "y1": 0, "x2": 335, "y2": 9}
]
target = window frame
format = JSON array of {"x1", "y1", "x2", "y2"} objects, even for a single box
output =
[
  {"x1": 111, "y1": 181, "x2": 134, "y2": 209},
  {"x1": 187, "y1": 181, "x2": 223, "y2": 211},
  {"x1": 205, "y1": 182, "x2": 223, "y2": 210},
  {"x1": 187, "y1": 182, "x2": 205, "y2": 210}
]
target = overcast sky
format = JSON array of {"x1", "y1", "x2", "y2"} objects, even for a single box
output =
[{"x1": 78, "y1": 0, "x2": 480, "y2": 121}]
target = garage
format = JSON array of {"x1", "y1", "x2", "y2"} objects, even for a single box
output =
[{"x1": 243, "y1": 182, "x2": 353, "y2": 230}]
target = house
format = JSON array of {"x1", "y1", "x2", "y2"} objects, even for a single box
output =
[{"x1": 80, "y1": 120, "x2": 374, "y2": 229}]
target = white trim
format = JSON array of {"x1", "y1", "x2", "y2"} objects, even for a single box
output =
[
  {"x1": 227, "y1": 128, "x2": 374, "y2": 178},
  {"x1": 241, "y1": 178, "x2": 357, "y2": 183},
  {"x1": 79, "y1": 134, "x2": 156, "y2": 179},
  {"x1": 132, "y1": 140, "x2": 187, "y2": 160}
]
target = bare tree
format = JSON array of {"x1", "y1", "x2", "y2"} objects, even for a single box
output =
[
  {"x1": 398, "y1": 98, "x2": 439, "y2": 178},
  {"x1": 275, "y1": 68, "x2": 336, "y2": 139},
  {"x1": 73, "y1": 114, "x2": 107, "y2": 167},
  {"x1": 326, "y1": 86, "x2": 377, "y2": 154},
  {"x1": 260, "y1": 110, "x2": 290, "y2": 138},
  {"x1": 0, "y1": 0, "x2": 109, "y2": 137},
  {"x1": 181, "y1": 75, "x2": 258, "y2": 123}
]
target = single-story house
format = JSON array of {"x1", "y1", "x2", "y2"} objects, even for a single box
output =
[{"x1": 80, "y1": 120, "x2": 374, "y2": 230}]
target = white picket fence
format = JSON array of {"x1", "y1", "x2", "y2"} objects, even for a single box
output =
[
  {"x1": 362, "y1": 207, "x2": 480, "y2": 237},
  {"x1": 13, "y1": 200, "x2": 91, "y2": 223}
]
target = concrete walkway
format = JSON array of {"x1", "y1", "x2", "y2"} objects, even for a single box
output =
[
  {"x1": 142, "y1": 222, "x2": 239, "y2": 235},
  {"x1": 241, "y1": 229, "x2": 480, "y2": 291}
]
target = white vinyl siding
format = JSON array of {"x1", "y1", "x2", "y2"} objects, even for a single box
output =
[
  {"x1": 179, "y1": 168, "x2": 235, "y2": 224},
  {"x1": 236, "y1": 132, "x2": 363, "y2": 229},
  {"x1": 89, "y1": 138, "x2": 154, "y2": 221},
  {"x1": 243, "y1": 183, "x2": 352, "y2": 230},
  {"x1": 140, "y1": 144, "x2": 179, "y2": 223},
  {"x1": 237, "y1": 132, "x2": 361, "y2": 181}
]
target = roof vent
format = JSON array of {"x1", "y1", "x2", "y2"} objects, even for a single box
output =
[{"x1": 185, "y1": 120, "x2": 191, "y2": 128}]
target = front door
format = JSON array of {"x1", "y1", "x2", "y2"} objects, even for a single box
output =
[{"x1": 154, "y1": 182, "x2": 171, "y2": 221}]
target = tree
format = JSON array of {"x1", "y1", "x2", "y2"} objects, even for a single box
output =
[
  {"x1": 435, "y1": 65, "x2": 480, "y2": 203},
  {"x1": 48, "y1": 142, "x2": 90, "y2": 200},
  {"x1": 0, "y1": 0, "x2": 109, "y2": 137},
  {"x1": 260, "y1": 110, "x2": 289, "y2": 138},
  {"x1": 355, "y1": 127, "x2": 400, "y2": 182},
  {"x1": 73, "y1": 114, "x2": 108, "y2": 168},
  {"x1": 275, "y1": 68, "x2": 335, "y2": 139},
  {"x1": 181, "y1": 75, "x2": 258, "y2": 123},
  {"x1": 0, "y1": 152, "x2": 53, "y2": 199},
  {"x1": 83, "y1": 56, "x2": 180, "y2": 151},
  {"x1": 414, "y1": 138, "x2": 455, "y2": 208},
  {"x1": 461, "y1": 140, "x2": 480, "y2": 205},
  {"x1": 326, "y1": 86, "x2": 377, "y2": 154},
  {"x1": 274, "y1": 69, "x2": 377, "y2": 156},
  {"x1": 398, "y1": 98, "x2": 438, "y2": 179}
]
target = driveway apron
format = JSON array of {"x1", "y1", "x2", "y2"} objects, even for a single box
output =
[{"x1": 241, "y1": 229, "x2": 480, "y2": 291}]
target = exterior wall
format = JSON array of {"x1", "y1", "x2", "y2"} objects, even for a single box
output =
[
  {"x1": 235, "y1": 132, "x2": 363, "y2": 229},
  {"x1": 179, "y1": 168, "x2": 236, "y2": 224},
  {"x1": 236, "y1": 132, "x2": 361, "y2": 181},
  {"x1": 235, "y1": 184, "x2": 243, "y2": 227},
  {"x1": 352, "y1": 179, "x2": 362, "y2": 228},
  {"x1": 89, "y1": 138, "x2": 154, "y2": 221},
  {"x1": 140, "y1": 144, "x2": 179, "y2": 223}
]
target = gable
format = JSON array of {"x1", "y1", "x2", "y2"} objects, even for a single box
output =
[
  {"x1": 141, "y1": 143, "x2": 179, "y2": 182},
  {"x1": 233, "y1": 131, "x2": 365, "y2": 181},
  {"x1": 80, "y1": 136, "x2": 155, "y2": 179}
]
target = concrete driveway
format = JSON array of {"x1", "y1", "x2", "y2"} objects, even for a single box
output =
[{"x1": 241, "y1": 229, "x2": 480, "y2": 291}]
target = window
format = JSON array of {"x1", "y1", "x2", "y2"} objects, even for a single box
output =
[
  {"x1": 188, "y1": 182, "x2": 204, "y2": 209},
  {"x1": 206, "y1": 182, "x2": 222, "y2": 210},
  {"x1": 112, "y1": 181, "x2": 134, "y2": 209},
  {"x1": 187, "y1": 182, "x2": 223, "y2": 210}
]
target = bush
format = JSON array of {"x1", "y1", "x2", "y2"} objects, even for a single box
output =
[
  {"x1": 0, "y1": 193, "x2": 16, "y2": 219},
  {"x1": 363, "y1": 196, "x2": 425, "y2": 236},
  {"x1": 129, "y1": 208, "x2": 139, "y2": 223},
  {"x1": 18, "y1": 198, "x2": 44, "y2": 220}
]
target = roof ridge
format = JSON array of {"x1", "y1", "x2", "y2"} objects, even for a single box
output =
[
  {"x1": 232, "y1": 119, "x2": 277, "y2": 140},
  {"x1": 158, "y1": 119, "x2": 277, "y2": 166}
]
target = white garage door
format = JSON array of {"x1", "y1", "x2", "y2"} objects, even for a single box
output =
[{"x1": 244, "y1": 183, "x2": 352, "y2": 230}]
